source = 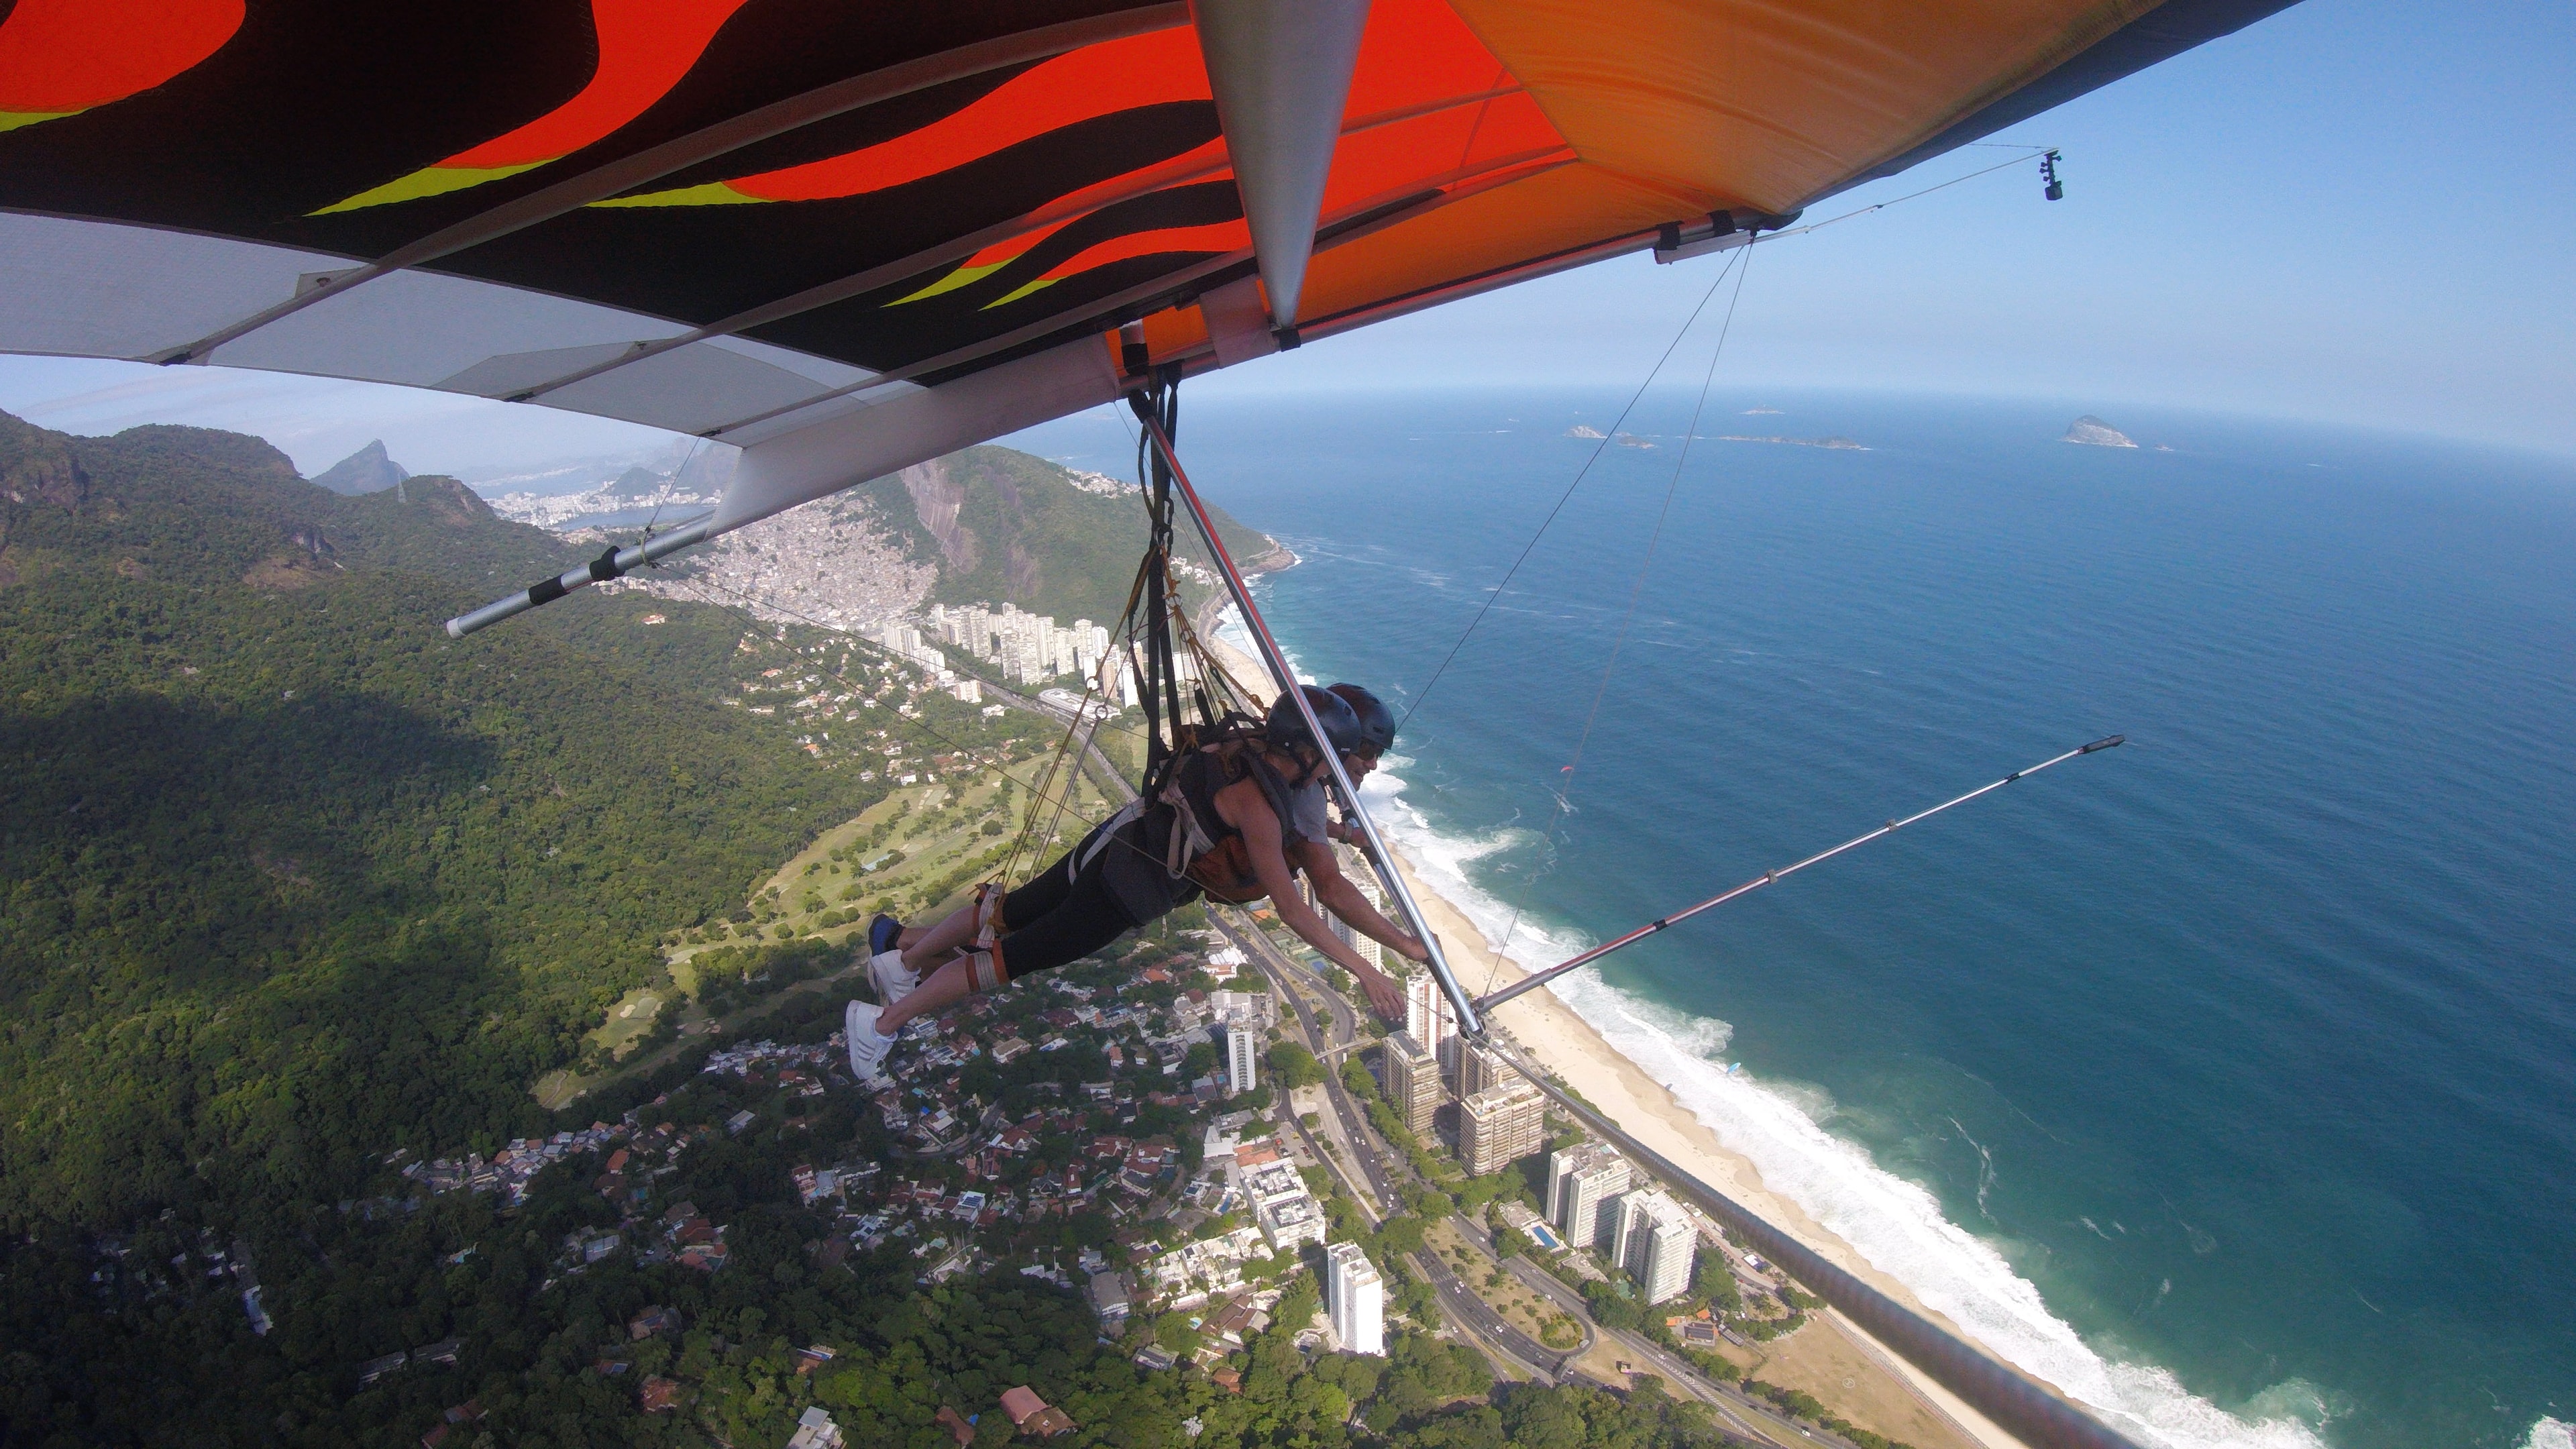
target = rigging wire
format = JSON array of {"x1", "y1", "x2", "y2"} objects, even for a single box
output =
[
  {"x1": 1752, "y1": 150, "x2": 2052, "y2": 244},
  {"x1": 1399, "y1": 146, "x2": 2054, "y2": 732},
  {"x1": 1397, "y1": 244, "x2": 1748, "y2": 731},
  {"x1": 1475, "y1": 244, "x2": 1758, "y2": 1000}
]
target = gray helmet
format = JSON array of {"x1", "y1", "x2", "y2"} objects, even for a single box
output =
[
  {"x1": 1327, "y1": 684, "x2": 1396, "y2": 757},
  {"x1": 1265, "y1": 685, "x2": 1362, "y2": 759}
]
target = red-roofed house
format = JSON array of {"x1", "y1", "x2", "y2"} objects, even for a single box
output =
[{"x1": 999, "y1": 1387, "x2": 1076, "y2": 1438}]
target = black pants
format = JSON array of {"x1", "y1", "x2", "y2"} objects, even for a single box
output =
[{"x1": 995, "y1": 811, "x2": 1198, "y2": 979}]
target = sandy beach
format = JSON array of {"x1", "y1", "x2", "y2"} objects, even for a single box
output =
[
  {"x1": 1197, "y1": 606, "x2": 2046, "y2": 1449},
  {"x1": 1381, "y1": 841, "x2": 2041, "y2": 1449}
]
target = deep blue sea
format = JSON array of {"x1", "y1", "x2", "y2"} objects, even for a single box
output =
[{"x1": 1009, "y1": 389, "x2": 2576, "y2": 1449}]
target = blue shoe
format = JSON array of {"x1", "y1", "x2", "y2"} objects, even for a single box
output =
[{"x1": 868, "y1": 914, "x2": 903, "y2": 957}]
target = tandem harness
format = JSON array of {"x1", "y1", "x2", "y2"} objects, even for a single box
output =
[{"x1": 1082, "y1": 733, "x2": 1318, "y2": 906}]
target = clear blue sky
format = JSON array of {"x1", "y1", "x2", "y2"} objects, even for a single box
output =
[{"x1": 1, "y1": 0, "x2": 2567, "y2": 468}]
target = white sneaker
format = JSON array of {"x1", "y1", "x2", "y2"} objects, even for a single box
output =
[
  {"x1": 845, "y1": 1000, "x2": 895, "y2": 1087},
  {"x1": 868, "y1": 949, "x2": 917, "y2": 1008}
]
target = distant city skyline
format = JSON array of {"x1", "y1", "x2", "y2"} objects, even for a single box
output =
[{"x1": 0, "y1": 0, "x2": 2564, "y2": 463}]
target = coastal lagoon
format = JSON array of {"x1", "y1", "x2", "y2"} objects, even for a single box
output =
[{"x1": 1011, "y1": 390, "x2": 2576, "y2": 1449}]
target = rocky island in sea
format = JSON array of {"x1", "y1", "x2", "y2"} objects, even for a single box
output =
[
  {"x1": 2062, "y1": 415, "x2": 2139, "y2": 447},
  {"x1": 1565, "y1": 423, "x2": 1606, "y2": 439}
]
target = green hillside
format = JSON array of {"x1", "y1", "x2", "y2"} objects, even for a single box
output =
[
  {"x1": 843, "y1": 444, "x2": 1288, "y2": 627},
  {"x1": 0, "y1": 415, "x2": 1744, "y2": 1449},
  {"x1": 0, "y1": 411, "x2": 892, "y2": 1223}
]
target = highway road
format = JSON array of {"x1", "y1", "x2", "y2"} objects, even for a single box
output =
[
  {"x1": 1220, "y1": 910, "x2": 1587, "y2": 1383},
  {"x1": 1452, "y1": 1220, "x2": 1823, "y2": 1449},
  {"x1": 1214, "y1": 912, "x2": 1404, "y2": 1216},
  {"x1": 1409, "y1": 1244, "x2": 1574, "y2": 1381}
]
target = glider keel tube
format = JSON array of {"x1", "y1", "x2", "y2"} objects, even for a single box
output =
[
  {"x1": 445, "y1": 516, "x2": 713, "y2": 638},
  {"x1": 1193, "y1": 0, "x2": 1372, "y2": 328},
  {"x1": 714, "y1": 334, "x2": 1122, "y2": 531}
]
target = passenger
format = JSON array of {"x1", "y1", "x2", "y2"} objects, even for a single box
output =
[{"x1": 845, "y1": 684, "x2": 1428, "y2": 1086}]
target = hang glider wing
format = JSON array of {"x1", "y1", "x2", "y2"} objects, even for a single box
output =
[{"x1": 0, "y1": 0, "x2": 2298, "y2": 549}]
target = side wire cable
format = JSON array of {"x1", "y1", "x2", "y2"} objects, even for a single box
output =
[
  {"x1": 1399, "y1": 244, "x2": 1748, "y2": 731},
  {"x1": 1754, "y1": 149, "x2": 2052, "y2": 244},
  {"x1": 1478, "y1": 244, "x2": 1757, "y2": 1001}
]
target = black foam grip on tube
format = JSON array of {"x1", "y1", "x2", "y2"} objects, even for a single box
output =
[
  {"x1": 526, "y1": 577, "x2": 566, "y2": 606},
  {"x1": 588, "y1": 548, "x2": 624, "y2": 582}
]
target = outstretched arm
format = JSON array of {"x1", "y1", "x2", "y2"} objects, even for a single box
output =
[
  {"x1": 1226, "y1": 782, "x2": 1406, "y2": 1021},
  {"x1": 1296, "y1": 838, "x2": 1428, "y2": 963}
]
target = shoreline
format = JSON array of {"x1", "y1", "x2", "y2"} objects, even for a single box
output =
[
  {"x1": 1374, "y1": 839, "x2": 2041, "y2": 1449},
  {"x1": 1193, "y1": 603, "x2": 2041, "y2": 1447}
]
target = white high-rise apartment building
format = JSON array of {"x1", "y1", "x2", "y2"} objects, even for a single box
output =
[
  {"x1": 1328, "y1": 852, "x2": 1387, "y2": 968},
  {"x1": 1548, "y1": 1143, "x2": 1635, "y2": 1250},
  {"x1": 1226, "y1": 1022, "x2": 1260, "y2": 1094},
  {"x1": 1381, "y1": 1031, "x2": 1444, "y2": 1138},
  {"x1": 1403, "y1": 973, "x2": 1454, "y2": 1071},
  {"x1": 1459, "y1": 1040, "x2": 1522, "y2": 1099},
  {"x1": 1612, "y1": 1189, "x2": 1696, "y2": 1304},
  {"x1": 1325, "y1": 1241, "x2": 1385, "y2": 1356},
  {"x1": 1458, "y1": 1080, "x2": 1544, "y2": 1177}
]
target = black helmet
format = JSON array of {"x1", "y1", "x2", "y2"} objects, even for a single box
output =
[
  {"x1": 1327, "y1": 684, "x2": 1396, "y2": 757},
  {"x1": 1265, "y1": 685, "x2": 1362, "y2": 759}
]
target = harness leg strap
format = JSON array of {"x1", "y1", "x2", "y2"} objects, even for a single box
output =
[{"x1": 961, "y1": 882, "x2": 1010, "y2": 994}]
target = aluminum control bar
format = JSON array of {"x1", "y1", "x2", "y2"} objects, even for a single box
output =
[
  {"x1": 1140, "y1": 417, "x2": 1486, "y2": 1037},
  {"x1": 1476, "y1": 736, "x2": 2125, "y2": 1013}
]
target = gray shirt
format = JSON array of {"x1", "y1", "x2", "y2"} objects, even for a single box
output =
[{"x1": 1291, "y1": 780, "x2": 1330, "y2": 847}]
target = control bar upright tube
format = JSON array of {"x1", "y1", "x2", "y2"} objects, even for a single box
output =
[
  {"x1": 1141, "y1": 418, "x2": 1485, "y2": 1036},
  {"x1": 1477, "y1": 735, "x2": 2127, "y2": 1014}
]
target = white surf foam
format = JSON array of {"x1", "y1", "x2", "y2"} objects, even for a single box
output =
[
  {"x1": 2524, "y1": 1419, "x2": 2573, "y2": 1449},
  {"x1": 1361, "y1": 767, "x2": 2333, "y2": 1449}
]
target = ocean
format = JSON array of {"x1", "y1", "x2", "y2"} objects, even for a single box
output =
[{"x1": 1006, "y1": 388, "x2": 2576, "y2": 1449}]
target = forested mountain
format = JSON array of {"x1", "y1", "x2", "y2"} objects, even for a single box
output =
[
  {"x1": 0, "y1": 415, "x2": 1721, "y2": 1449},
  {"x1": 0, "y1": 411, "x2": 885, "y2": 1224},
  {"x1": 837, "y1": 445, "x2": 1289, "y2": 627},
  {"x1": 311, "y1": 440, "x2": 410, "y2": 496}
]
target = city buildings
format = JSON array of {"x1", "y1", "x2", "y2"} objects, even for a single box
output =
[
  {"x1": 1238, "y1": 1155, "x2": 1326, "y2": 1254},
  {"x1": 1458, "y1": 1040, "x2": 1521, "y2": 1099},
  {"x1": 1548, "y1": 1142, "x2": 1635, "y2": 1251},
  {"x1": 871, "y1": 621, "x2": 947, "y2": 675},
  {"x1": 1613, "y1": 1189, "x2": 1697, "y2": 1304},
  {"x1": 1381, "y1": 1032, "x2": 1444, "y2": 1138},
  {"x1": 1209, "y1": 990, "x2": 1272, "y2": 1029},
  {"x1": 1457, "y1": 1079, "x2": 1544, "y2": 1177},
  {"x1": 786, "y1": 1407, "x2": 845, "y2": 1449},
  {"x1": 1403, "y1": 973, "x2": 1455, "y2": 1076},
  {"x1": 1326, "y1": 848, "x2": 1388, "y2": 968},
  {"x1": 1226, "y1": 1023, "x2": 1260, "y2": 1095},
  {"x1": 927, "y1": 602, "x2": 1112, "y2": 687},
  {"x1": 1325, "y1": 1241, "x2": 1385, "y2": 1356}
]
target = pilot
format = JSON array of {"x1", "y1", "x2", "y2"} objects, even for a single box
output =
[{"x1": 844, "y1": 684, "x2": 1424, "y2": 1087}]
